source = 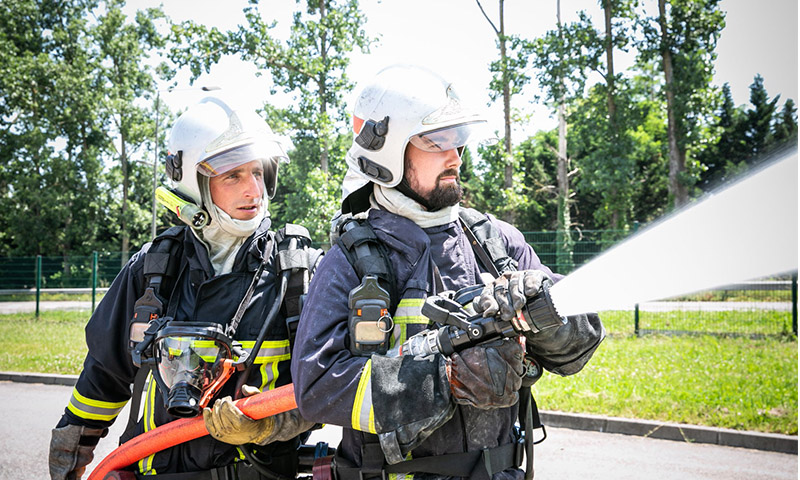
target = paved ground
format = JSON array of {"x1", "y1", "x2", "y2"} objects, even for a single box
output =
[{"x1": 1, "y1": 379, "x2": 796, "y2": 480}]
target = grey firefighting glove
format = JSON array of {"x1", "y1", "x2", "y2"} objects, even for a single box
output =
[
  {"x1": 474, "y1": 270, "x2": 547, "y2": 323},
  {"x1": 49, "y1": 424, "x2": 107, "y2": 480},
  {"x1": 446, "y1": 338, "x2": 525, "y2": 409},
  {"x1": 203, "y1": 385, "x2": 315, "y2": 446}
]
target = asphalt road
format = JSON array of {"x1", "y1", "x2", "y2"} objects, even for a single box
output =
[{"x1": 2, "y1": 381, "x2": 795, "y2": 480}]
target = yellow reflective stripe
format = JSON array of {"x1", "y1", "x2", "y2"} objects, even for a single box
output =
[
  {"x1": 392, "y1": 297, "x2": 427, "y2": 347},
  {"x1": 66, "y1": 388, "x2": 127, "y2": 421},
  {"x1": 239, "y1": 340, "x2": 291, "y2": 363},
  {"x1": 351, "y1": 360, "x2": 376, "y2": 433},
  {"x1": 393, "y1": 298, "x2": 426, "y2": 323},
  {"x1": 259, "y1": 358, "x2": 283, "y2": 391},
  {"x1": 139, "y1": 373, "x2": 158, "y2": 475}
]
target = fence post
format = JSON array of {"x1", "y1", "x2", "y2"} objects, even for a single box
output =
[
  {"x1": 634, "y1": 303, "x2": 640, "y2": 337},
  {"x1": 92, "y1": 251, "x2": 98, "y2": 313},
  {"x1": 35, "y1": 255, "x2": 42, "y2": 318},
  {"x1": 792, "y1": 273, "x2": 797, "y2": 336}
]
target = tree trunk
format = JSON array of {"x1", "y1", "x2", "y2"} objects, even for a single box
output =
[
  {"x1": 604, "y1": 0, "x2": 617, "y2": 127},
  {"x1": 497, "y1": 0, "x2": 514, "y2": 223},
  {"x1": 555, "y1": 0, "x2": 573, "y2": 271},
  {"x1": 121, "y1": 132, "x2": 130, "y2": 265},
  {"x1": 499, "y1": 0, "x2": 513, "y2": 191},
  {"x1": 604, "y1": 0, "x2": 620, "y2": 228},
  {"x1": 318, "y1": 0, "x2": 329, "y2": 174},
  {"x1": 659, "y1": 0, "x2": 688, "y2": 207}
]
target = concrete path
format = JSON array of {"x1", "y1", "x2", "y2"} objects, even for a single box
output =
[{"x1": 2, "y1": 380, "x2": 796, "y2": 480}]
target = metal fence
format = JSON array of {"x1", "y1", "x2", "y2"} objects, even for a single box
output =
[
  {"x1": 633, "y1": 279, "x2": 797, "y2": 337},
  {"x1": 0, "y1": 230, "x2": 796, "y2": 337}
]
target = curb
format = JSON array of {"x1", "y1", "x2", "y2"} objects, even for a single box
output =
[
  {"x1": 539, "y1": 410, "x2": 797, "y2": 455},
  {"x1": 3, "y1": 371, "x2": 797, "y2": 455}
]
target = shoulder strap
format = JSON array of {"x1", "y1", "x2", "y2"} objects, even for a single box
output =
[
  {"x1": 123, "y1": 227, "x2": 185, "y2": 443},
  {"x1": 335, "y1": 217, "x2": 398, "y2": 314},
  {"x1": 458, "y1": 207, "x2": 518, "y2": 277},
  {"x1": 141, "y1": 225, "x2": 185, "y2": 300},
  {"x1": 276, "y1": 223, "x2": 324, "y2": 346}
]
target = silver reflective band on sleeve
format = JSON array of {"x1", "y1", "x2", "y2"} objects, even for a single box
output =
[
  {"x1": 66, "y1": 387, "x2": 127, "y2": 422},
  {"x1": 352, "y1": 359, "x2": 376, "y2": 433},
  {"x1": 391, "y1": 297, "x2": 428, "y2": 348}
]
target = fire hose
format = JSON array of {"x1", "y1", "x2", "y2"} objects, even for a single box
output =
[{"x1": 87, "y1": 384, "x2": 297, "y2": 480}]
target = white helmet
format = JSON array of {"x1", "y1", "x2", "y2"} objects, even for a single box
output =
[
  {"x1": 165, "y1": 96, "x2": 288, "y2": 207},
  {"x1": 344, "y1": 64, "x2": 491, "y2": 196}
]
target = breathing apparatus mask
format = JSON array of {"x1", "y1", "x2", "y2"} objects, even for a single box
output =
[{"x1": 132, "y1": 318, "x2": 249, "y2": 418}]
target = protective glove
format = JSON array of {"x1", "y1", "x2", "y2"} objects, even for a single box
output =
[
  {"x1": 49, "y1": 424, "x2": 107, "y2": 480},
  {"x1": 474, "y1": 270, "x2": 547, "y2": 323},
  {"x1": 203, "y1": 385, "x2": 315, "y2": 446},
  {"x1": 446, "y1": 338, "x2": 524, "y2": 409}
]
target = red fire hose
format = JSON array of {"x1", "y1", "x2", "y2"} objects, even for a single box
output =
[{"x1": 87, "y1": 384, "x2": 298, "y2": 480}]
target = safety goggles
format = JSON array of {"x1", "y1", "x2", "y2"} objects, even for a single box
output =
[{"x1": 409, "y1": 121, "x2": 496, "y2": 153}]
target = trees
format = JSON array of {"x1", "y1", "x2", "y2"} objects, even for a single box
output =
[
  {"x1": 0, "y1": 0, "x2": 107, "y2": 257},
  {"x1": 698, "y1": 76, "x2": 797, "y2": 192},
  {"x1": 92, "y1": 0, "x2": 167, "y2": 261},
  {"x1": 638, "y1": 0, "x2": 725, "y2": 208},
  {"x1": 169, "y1": 0, "x2": 373, "y2": 239}
]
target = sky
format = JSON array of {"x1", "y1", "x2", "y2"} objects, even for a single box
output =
[{"x1": 127, "y1": 0, "x2": 799, "y2": 144}]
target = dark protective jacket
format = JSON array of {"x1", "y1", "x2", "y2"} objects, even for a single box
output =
[
  {"x1": 56, "y1": 218, "x2": 311, "y2": 475},
  {"x1": 291, "y1": 208, "x2": 605, "y2": 480}
]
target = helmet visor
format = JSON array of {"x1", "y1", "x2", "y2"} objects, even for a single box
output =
[
  {"x1": 197, "y1": 140, "x2": 288, "y2": 177},
  {"x1": 408, "y1": 121, "x2": 494, "y2": 153}
]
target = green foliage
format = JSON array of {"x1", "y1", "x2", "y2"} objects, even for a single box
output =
[
  {"x1": 526, "y1": 11, "x2": 605, "y2": 105},
  {"x1": 169, "y1": 0, "x2": 374, "y2": 235},
  {"x1": 569, "y1": 75, "x2": 669, "y2": 230},
  {"x1": 697, "y1": 77, "x2": 798, "y2": 192},
  {"x1": 0, "y1": 0, "x2": 167, "y2": 257}
]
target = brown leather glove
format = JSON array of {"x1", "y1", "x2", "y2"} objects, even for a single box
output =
[
  {"x1": 203, "y1": 385, "x2": 315, "y2": 446},
  {"x1": 446, "y1": 338, "x2": 525, "y2": 410},
  {"x1": 49, "y1": 424, "x2": 107, "y2": 480}
]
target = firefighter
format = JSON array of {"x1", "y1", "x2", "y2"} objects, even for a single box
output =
[
  {"x1": 290, "y1": 64, "x2": 605, "y2": 480},
  {"x1": 49, "y1": 96, "x2": 319, "y2": 479}
]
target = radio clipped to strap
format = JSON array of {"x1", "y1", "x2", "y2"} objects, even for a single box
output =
[{"x1": 336, "y1": 217, "x2": 397, "y2": 356}]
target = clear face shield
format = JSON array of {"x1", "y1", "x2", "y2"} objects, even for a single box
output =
[
  {"x1": 408, "y1": 120, "x2": 497, "y2": 155},
  {"x1": 132, "y1": 320, "x2": 248, "y2": 418},
  {"x1": 196, "y1": 140, "x2": 288, "y2": 199}
]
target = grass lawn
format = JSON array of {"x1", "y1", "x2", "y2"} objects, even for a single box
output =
[{"x1": 0, "y1": 309, "x2": 796, "y2": 435}]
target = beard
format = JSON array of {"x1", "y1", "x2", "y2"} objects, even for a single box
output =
[{"x1": 425, "y1": 169, "x2": 463, "y2": 210}]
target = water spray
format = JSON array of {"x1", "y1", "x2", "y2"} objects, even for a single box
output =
[{"x1": 549, "y1": 150, "x2": 798, "y2": 317}]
